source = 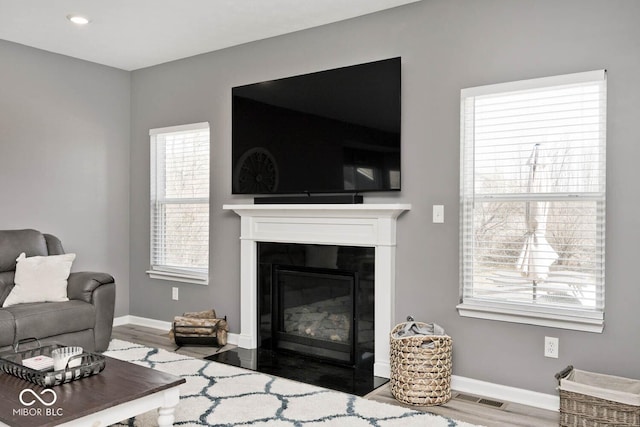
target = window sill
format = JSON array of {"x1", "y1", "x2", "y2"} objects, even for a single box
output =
[
  {"x1": 146, "y1": 270, "x2": 208, "y2": 286},
  {"x1": 457, "y1": 301, "x2": 603, "y2": 333}
]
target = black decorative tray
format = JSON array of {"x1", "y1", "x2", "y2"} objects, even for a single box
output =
[{"x1": 0, "y1": 339, "x2": 106, "y2": 387}]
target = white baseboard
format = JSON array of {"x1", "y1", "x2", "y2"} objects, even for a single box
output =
[
  {"x1": 113, "y1": 315, "x2": 171, "y2": 330},
  {"x1": 226, "y1": 334, "x2": 240, "y2": 346},
  {"x1": 112, "y1": 315, "x2": 133, "y2": 327},
  {"x1": 113, "y1": 315, "x2": 557, "y2": 411},
  {"x1": 452, "y1": 375, "x2": 559, "y2": 412},
  {"x1": 113, "y1": 315, "x2": 239, "y2": 345},
  {"x1": 235, "y1": 333, "x2": 256, "y2": 349},
  {"x1": 374, "y1": 361, "x2": 390, "y2": 379}
]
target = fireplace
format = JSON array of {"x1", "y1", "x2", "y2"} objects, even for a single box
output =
[
  {"x1": 274, "y1": 266, "x2": 356, "y2": 363},
  {"x1": 223, "y1": 203, "x2": 411, "y2": 379},
  {"x1": 259, "y1": 243, "x2": 374, "y2": 366}
]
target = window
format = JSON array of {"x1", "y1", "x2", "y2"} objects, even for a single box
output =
[
  {"x1": 458, "y1": 71, "x2": 606, "y2": 332},
  {"x1": 148, "y1": 122, "x2": 210, "y2": 284}
]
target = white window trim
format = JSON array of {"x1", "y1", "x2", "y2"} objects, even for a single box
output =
[
  {"x1": 149, "y1": 122, "x2": 210, "y2": 136},
  {"x1": 456, "y1": 301, "x2": 604, "y2": 333},
  {"x1": 148, "y1": 122, "x2": 210, "y2": 285},
  {"x1": 458, "y1": 71, "x2": 606, "y2": 332},
  {"x1": 146, "y1": 269, "x2": 208, "y2": 286}
]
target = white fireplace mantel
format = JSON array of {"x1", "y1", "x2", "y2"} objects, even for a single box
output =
[{"x1": 223, "y1": 203, "x2": 411, "y2": 378}]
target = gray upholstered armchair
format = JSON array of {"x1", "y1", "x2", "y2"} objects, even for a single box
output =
[{"x1": 0, "y1": 229, "x2": 115, "y2": 352}]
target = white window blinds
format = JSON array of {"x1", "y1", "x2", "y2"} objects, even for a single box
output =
[
  {"x1": 149, "y1": 122, "x2": 210, "y2": 284},
  {"x1": 458, "y1": 71, "x2": 606, "y2": 332}
]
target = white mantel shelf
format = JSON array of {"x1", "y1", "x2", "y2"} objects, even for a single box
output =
[{"x1": 223, "y1": 203, "x2": 411, "y2": 378}]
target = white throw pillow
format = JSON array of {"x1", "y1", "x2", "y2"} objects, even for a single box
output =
[{"x1": 2, "y1": 252, "x2": 76, "y2": 307}]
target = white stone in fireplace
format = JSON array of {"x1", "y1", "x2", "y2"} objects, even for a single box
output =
[{"x1": 223, "y1": 203, "x2": 411, "y2": 378}]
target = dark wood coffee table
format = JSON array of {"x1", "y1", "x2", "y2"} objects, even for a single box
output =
[{"x1": 0, "y1": 356, "x2": 185, "y2": 427}]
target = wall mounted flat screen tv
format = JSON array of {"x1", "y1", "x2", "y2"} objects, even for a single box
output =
[{"x1": 232, "y1": 57, "x2": 401, "y2": 195}]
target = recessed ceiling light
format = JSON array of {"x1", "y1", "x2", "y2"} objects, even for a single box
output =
[{"x1": 67, "y1": 15, "x2": 91, "y2": 25}]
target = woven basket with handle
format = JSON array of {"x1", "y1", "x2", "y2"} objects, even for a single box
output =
[
  {"x1": 556, "y1": 365, "x2": 640, "y2": 426},
  {"x1": 389, "y1": 321, "x2": 452, "y2": 406}
]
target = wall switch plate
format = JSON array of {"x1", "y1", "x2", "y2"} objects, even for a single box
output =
[
  {"x1": 433, "y1": 205, "x2": 444, "y2": 223},
  {"x1": 172, "y1": 287, "x2": 179, "y2": 301},
  {"x1": 545, "y1": 336, "x2": 559, "y2": 358}
]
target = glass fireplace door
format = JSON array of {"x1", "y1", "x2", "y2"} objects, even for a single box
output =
[{"x1": 273, "y1": 265, "x2": 356, "y2": 364}]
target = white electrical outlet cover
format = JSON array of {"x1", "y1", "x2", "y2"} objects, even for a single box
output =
[{"x1": 544, "y1": 336, "x2": 559, "y2": 358}]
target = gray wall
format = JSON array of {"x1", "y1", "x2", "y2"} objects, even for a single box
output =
[
  {"x1": 128, "y1": 0, "x2": 640, "y2": 394},
  {"x1": 0, "y1": 40, "x2": 131, "y2": 317}
]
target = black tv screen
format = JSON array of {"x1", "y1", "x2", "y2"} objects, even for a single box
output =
[{"x1": 232, "y1": 57, "x2": 401, "y2": 195}]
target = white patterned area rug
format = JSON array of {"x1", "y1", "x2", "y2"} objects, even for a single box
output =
[{"x1": 105, "y1": 340, "x2": 481, "y2": 427}]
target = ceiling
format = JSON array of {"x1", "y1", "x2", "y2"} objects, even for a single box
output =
[{"x1": 0, "y1": 0, "x2": 420, "y2": 71}]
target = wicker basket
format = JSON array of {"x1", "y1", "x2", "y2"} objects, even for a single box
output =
[
  {"x1": 389, "y1": 322, "x2": 452, "y2": 406},
  {"x1": 556, "y1": 366, "x2": 640, "y2": 426}
]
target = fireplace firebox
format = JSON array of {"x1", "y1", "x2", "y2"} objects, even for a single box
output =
[
  {"x1": 274, "y1": 265, "x2": 356, "y2": 363},
  {"x1": 258, "y1": 242, "x2": 374, "y2": 368}
]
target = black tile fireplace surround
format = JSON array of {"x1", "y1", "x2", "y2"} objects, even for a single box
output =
[
  {"x1": 207, "y1": 242, "x2": 387, "y2": 395},
  {"x1": 258, "y1": 242, "x2": 375, "y2": 366}
]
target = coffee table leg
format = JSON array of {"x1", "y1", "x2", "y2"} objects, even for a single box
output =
[
  {"x1": 157, "y1": 406, "x2": 177, "y2": 427},
  {"x1": 157, "y1": 387, "x2": 181, "y2": 426}
]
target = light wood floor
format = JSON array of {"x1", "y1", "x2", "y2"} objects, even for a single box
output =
[{"x1": 112, "y1": 324, "x2": 559, "y2": 426}]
